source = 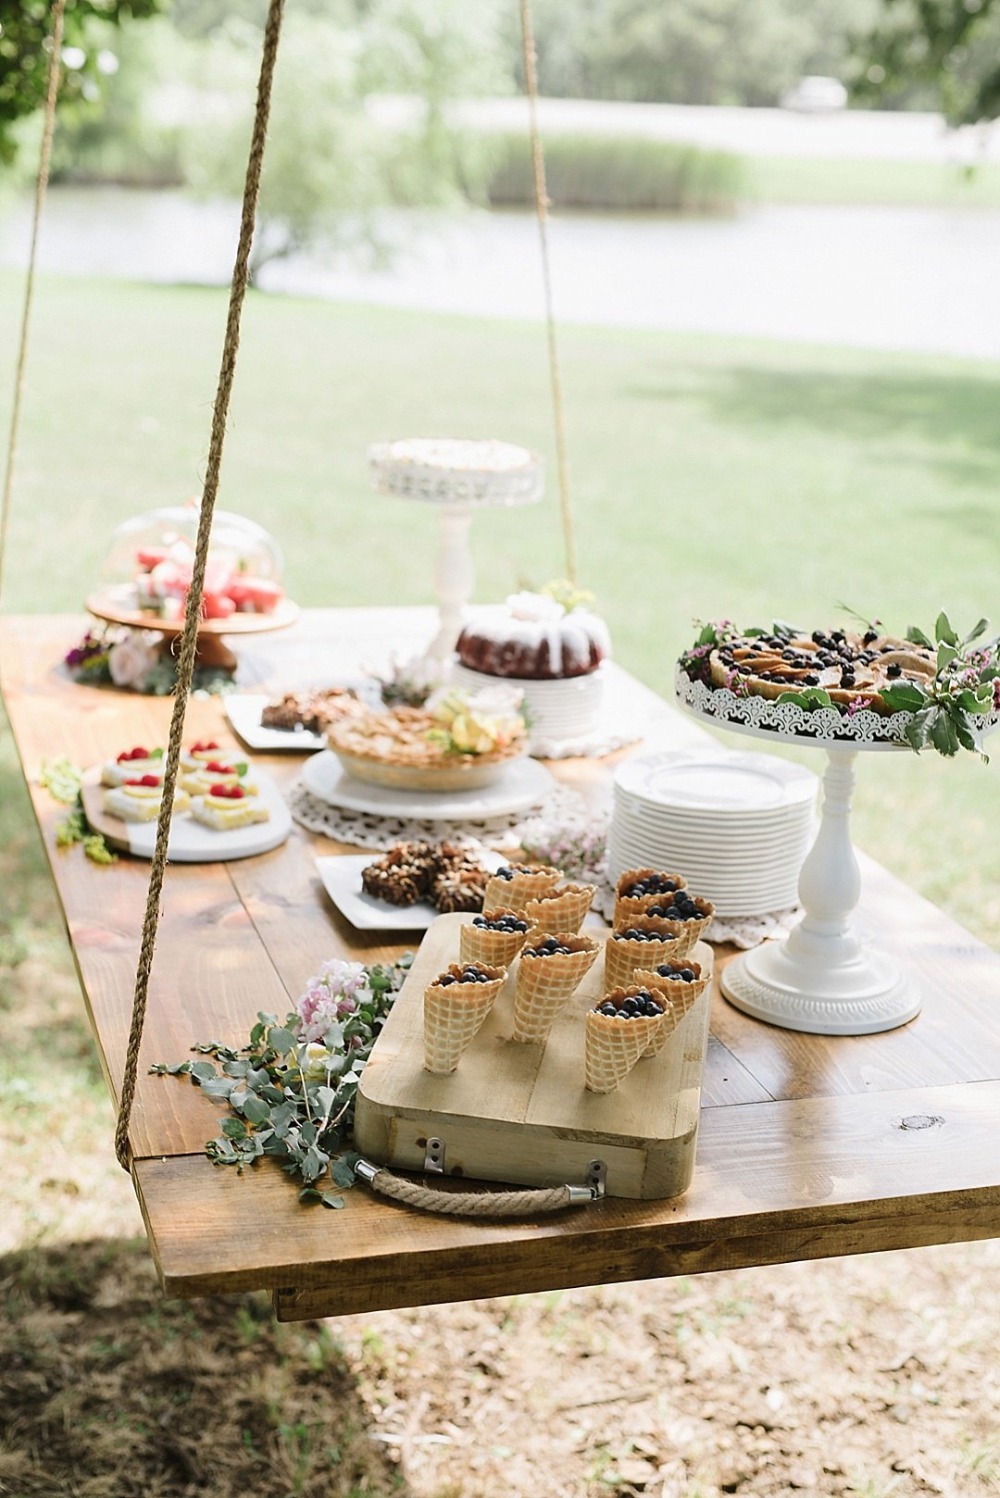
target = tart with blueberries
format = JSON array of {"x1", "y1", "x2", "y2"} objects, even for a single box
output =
[{"x1": 707, "y1": 627, "x2": 935, "y2": 714}]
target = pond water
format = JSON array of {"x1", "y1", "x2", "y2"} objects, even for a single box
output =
[{"x1": 3, "y1": 185, "x2": 1000, "y2": 361}]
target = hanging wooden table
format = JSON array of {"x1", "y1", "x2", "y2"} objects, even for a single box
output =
[{"x1": 2, "y1": 607, "x2": 999, "y2": 1321}]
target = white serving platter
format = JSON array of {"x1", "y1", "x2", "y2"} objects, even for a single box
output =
[
  {"x1": 316, "y1": 850, "x2": 504, "y2": 931},
  {"x1": 301, "y1": 749, "x2": 556, "y2": 821},
  {"x1": 224, "y1": 689, "x2": 377, "y2": 752},
  {"x1": 82, "y1": 766, "x2": 292, "y2": 862}
]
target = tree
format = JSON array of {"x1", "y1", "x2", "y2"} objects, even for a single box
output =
[
  {"x1": 0, "y1": 0, "x2": 160, "y2": 164},
  {"x1": 849, "y1": 0, "x2": 1000, "y2": 124},
  {"x1": 182, "y1": 1, "x2": 509, "y2": 277}
]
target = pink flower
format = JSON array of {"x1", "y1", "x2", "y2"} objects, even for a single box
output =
[{"x1": 846, "y1": 696, "x2": 867, "y2": 718}]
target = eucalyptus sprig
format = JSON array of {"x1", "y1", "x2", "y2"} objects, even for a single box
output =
[{"x1": 151, "y1": 955, "x2": 411, "y2": 1207}]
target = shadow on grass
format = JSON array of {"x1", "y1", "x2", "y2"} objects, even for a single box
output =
[
  {"x1": 628, "y1": 362, "x2": 1000, "y2": 499},
  {"x1": 0, "y1": 1238, "x2": 408, "y2": 1498}
]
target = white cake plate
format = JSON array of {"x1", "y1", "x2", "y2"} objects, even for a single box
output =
[{"x1": 676, "y1": 709, "x2": 920, "y2": 1035}]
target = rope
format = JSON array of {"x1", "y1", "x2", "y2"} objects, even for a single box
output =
[
  {"x1": 114, "y1": 0, "x2": 286, "y2": 1170},
  {"x1": 518, "y1": 0, "x2": 576, "y2": 587},
  {"x1": 0, "y1": 0, "x2": 67, "y2": 607},
  {"x1": 362, "y1": 1167, "x2": 580, "y2": 1218}
]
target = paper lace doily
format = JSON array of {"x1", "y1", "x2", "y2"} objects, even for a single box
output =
[
  {"x1": 675, "y1": 667, "x2": 1000, "y2": 748},
  {"x1": 528, "y1": 725, "x2": 642, "y2": 760},
  {"x1": 289, "y1": 778, "x2": 588, "y2": 852}
]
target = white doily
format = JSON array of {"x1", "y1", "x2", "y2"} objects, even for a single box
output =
[
  {"x1": 528, "y1": 724, "x2": 642, "y2": 760},
  {"x1": 289, "y1": 777, "x2": 589, "y2": 852},
  {"x1": 675, "y1": 667, "x2": 1000, "y2": 749}
]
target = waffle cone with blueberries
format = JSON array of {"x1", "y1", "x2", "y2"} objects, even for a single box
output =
[
  {"x1": 483, "y1": 862, "x2": 563, "y2": 915},
  {"x1": 604, "y1": 915, "x2": 686, "y2": 989},
  {"x1": 636, "y1": 890, "x2": 715, "y2": 957},
  {"x1": 422, "y1": 961, "x2": 507, "y2": 1074},
  {"x1": 523, "y1": 882, "x2": 597, "y2": 935},
  {"x1": 511, "y1": 931, "x2": 600, "y2": 1045},
  {"x1": 459, "y1": 908, "x2": 531, "y2": 968},
  {"x1": 612, "y1": 867, "x2": 688, "y2": 929},
  {"x1": 584, "y1": 985, "x2": 672, "y2": 1094},
  {"x1": 632, "y1": 959, "x2": 709, "y2": 1054}
]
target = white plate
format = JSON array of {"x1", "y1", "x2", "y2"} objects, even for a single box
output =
[
  {"x1": 316, "y1": 850, "x2": 505, "y2": 931},
  {"x1": 225, "y1": 690, "x2": 376, "y2": 752},
  {"x1": 83, "y1": 767, "x2": 292, "y2": 863},
  {"x1": 615, "y1": 749, "x2": 817, "y2": 812},
  {"x1": 301, "y1": 749, "x2": 556, "y2": 821}
]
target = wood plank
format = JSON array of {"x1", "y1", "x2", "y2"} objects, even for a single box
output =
[{"x1": 132, "y1": 1075, "x2": 1000, "y2": 1314}]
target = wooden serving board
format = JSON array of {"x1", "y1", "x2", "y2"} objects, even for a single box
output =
[{"x1": 354, "y1": 913, "x2": 713, "y2": 1200}]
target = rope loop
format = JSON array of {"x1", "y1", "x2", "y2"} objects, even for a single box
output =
[{"x1": 355, "y1": 1161, "x2": 600, "y2": 1218}]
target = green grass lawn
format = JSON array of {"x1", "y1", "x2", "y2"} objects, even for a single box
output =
[
  {"x1": 749, "y1": 153, "x2": 1000, "y2": 207},
  {"x1": 1, "y1": 269, "x2": 998, "y2": 951}
]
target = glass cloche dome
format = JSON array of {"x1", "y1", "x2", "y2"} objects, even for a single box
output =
[{"x1": 101, "y1": 503, "x2": 285, "y2": 620}]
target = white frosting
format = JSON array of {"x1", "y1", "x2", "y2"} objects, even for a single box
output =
[{"x1": 463, "y1": 594, "x2": 611, "y2": 673}]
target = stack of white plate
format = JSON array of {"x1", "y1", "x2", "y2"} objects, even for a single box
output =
[{"x1": 609, "y1": 749, "x2": 819, "y2": 917}]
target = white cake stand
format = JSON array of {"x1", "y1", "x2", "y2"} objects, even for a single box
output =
[
  {"x1": 368, "y1": 439, "x2": 544, "y2": 661},
  {"x1": 674, "y1": 673, "x2": 928, "y2": 1034}
]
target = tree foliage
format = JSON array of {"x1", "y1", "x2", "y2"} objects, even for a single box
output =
[
  {"x1": 0, "y1": 0, "x2": 160, "y2": 163},
  {"x1": 849, "y1": 0, "x2": 1000, "y2": 124}
]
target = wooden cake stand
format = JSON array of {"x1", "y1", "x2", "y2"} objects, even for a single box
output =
[{"x1": 86, "y1": 586, "x2": 299, "y2": 673}]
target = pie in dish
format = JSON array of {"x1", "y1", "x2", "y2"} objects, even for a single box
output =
[{"x1": 326, "y1": 689, "x2": 526, "y2": 792}]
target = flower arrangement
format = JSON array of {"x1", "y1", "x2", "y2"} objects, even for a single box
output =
[
  {"x1": 426, "y1": 685, "x2": 526, "y2": 757},
  {"x1": 151, "y1": 955, "x2": 410, "y2": 1207},
  {"x1": 63, "y1": 624, "x2": 235, "y2": 696}
]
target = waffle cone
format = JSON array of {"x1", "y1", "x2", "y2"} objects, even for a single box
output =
[
  {"x1": 459, "y1": 909, "x2": 528, "y2": 968},
  {"x1": 632, "y1": 964, "x2": 707, "y2": 1055},
  {"x1": 604, "y1": 916, "x2": 685, "y2": 989},
  {"x1": 484, "y1": 864, "x2": 562, "y2": 915},
  {"x1": 512, "y1": 932, "x2": 599, "y2": 1045},
  {"x1": 584, "y1": 987, "x2": 669, "y2": 1093},
  {"x1": 423, "y1": 963, "x2": 506, "y2": 1074},
  {"x1": 655, "y1": 898, "x2": 715, "y2": 956},
  {"x1": 613, "y1": 869, "x2": 687, "y2": 928},
  {"x1": 524, "y1": 882, "x2": 597, "y2": 935}
]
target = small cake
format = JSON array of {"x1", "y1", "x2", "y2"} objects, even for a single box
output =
[
  {"x1": 181, "y1": 738, "x2": 229, "y2": 771},
  {"x1": 359, "y1": 841, "x2": 490, "y2": 914},
  {"x1": 452, "y1": 588, "x2": 611, "y2": 746},
  {"x1": 102, "y1": 774, "x2": 190, "y2": 823},
  {"x1": 189, "y1": 784, "x2": 270, "y2": 830},
  {"x1": 179, "y1": 756, "x2": 257, "y2": 796},
  {"x1": 100, "y1": 745, "x2": 164, "y2": 786},
  {"x1": 260, "y1": 687, "x2": 365, "y2": 734}
]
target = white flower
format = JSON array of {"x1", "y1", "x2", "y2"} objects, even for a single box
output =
[
  {"x1": 107, "y1": 630, "x2": 160, "y2": 689},
  {"x1": 302, "y1": 1042, "x2": 336, "y2": 1081}
]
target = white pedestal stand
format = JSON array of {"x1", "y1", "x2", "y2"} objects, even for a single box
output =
[
  {"x1": 368, "y1": 439, "x2": 545, "y2": 665},
  {"x1": 720, "y1": 743, "x2": 920, "y2": 1035}
]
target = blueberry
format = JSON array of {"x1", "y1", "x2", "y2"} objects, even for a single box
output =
[
  {"x1": 679, "y1": 968, "x2": 695, "y2": 981},
  {"x1": 887, "y1": 663, "x2": 902, "y2": 678}
]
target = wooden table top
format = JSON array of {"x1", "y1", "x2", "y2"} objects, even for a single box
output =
[{"x1": 2, "y1": 609, "x2": 998, "y2": 1322}]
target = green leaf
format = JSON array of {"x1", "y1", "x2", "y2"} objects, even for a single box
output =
[
  {"x1": 937, "y1": 643, "x2": 958, "y2": 672},
  {"x1": 951, "y1": 710, "x2": 979, "y2": 754},
  {"x1": 330, "y1": 1156, "x2": 357, "y2": 1188},
  {"x1": 904, "y1": 707, "x2": 933, "y2": 752},
  {"x1": 929, "y1": 708, "x2": 960, "y2": 757},
  {"x1": 189, "y1": 1060, "x2": 217, "y2": 1082},
  {"x1": 321, "y1": 1193, "x2": 346, "y2": 1210},
  {"x1": 221, "y1": 1116, "x2": 248, "y2": 1139},
  {"x1": 267, "y1": 1026, "x2": 297, "y2": 1056},
  {"x1": 957, "y1": 687, "x2": 993, "y2": 714},
  {"x1": 242, "y1": 1094, "x2": 271, "y2": 1125},
  {"x1": 905, "y1": 624, "x2": 933, "y2": 649},
  {"x1": 879, "y1": 681, "x2": 927, "y2": 713},
  {"x1": 961, "y1": 618, "x2": 989, "y2": 647},
  {"x1": 199, "y1": 1076, "x2": 236, "y2": 1100},
  {"x1": 934, "y1": 611, "x2": 958, "y2": 647}
]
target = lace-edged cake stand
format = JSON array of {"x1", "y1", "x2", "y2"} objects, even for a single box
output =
[
  {"x1": 675, "y1": 672, "x2": 945, "y2": 1036},
  {"x1": 368, "y1": 439, "x2": 544, "y2": 661},
  {"x1": 86, "y1": 586, "x2": 299, "y2": 673}
]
